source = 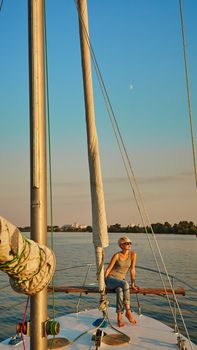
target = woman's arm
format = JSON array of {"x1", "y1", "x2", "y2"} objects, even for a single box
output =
[
  {"x1": 104, "y1": 253, "x2": 118, "y2": 279},
  {"x1": 130, "y1": 252, "x2": 137, "y2": 289}
]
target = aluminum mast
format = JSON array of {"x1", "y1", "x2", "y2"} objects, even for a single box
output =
[{"x1": 28, "y1": 1, "x2": 48, "y2": 349}]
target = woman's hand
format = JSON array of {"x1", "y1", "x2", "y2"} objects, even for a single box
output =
[
  {"x1": 104, "y1": 253, "x2": 118, "y2": 280},
  {"x1": 131, "y1": 283, "x2": 139, "y2": 291}
]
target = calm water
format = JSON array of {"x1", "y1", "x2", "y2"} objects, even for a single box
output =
[{"x1": 0, "y1": 233, "x2": 196, "y2": 344}]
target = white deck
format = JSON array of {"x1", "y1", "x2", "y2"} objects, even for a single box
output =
[{"x1": 0, "y1": 307, "x2": 196, "y2": 349}]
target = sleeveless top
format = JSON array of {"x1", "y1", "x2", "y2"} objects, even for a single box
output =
[{"x1": 109, "y1": 253, "x2": 132, "y2": 280}]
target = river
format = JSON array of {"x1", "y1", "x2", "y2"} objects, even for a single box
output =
[{"x1": 0, "y1": 232, "x2": 196, "y2": 344}]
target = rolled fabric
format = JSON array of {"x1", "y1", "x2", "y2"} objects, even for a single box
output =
[{"x1": 0, "y1": 216, "x2": 55, "y2": 295}]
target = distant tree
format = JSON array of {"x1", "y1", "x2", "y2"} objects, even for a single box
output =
[
  {"x1": 53, "y1": 225, "x2": 61, "y2": 232},
  {"x1": 108, "y1": 223, "x2": 122, "y2": 232},
  {"x1": 163, "y1": 222, "x2": 172, "y2": 233},
  {"x1": 132, "y1": 225, "x2": 142, "y2": 233},
  {"x1": 174, "y1": 221, "x2": 197, "y2": 234},
  {"x1": 17, "y1": 220, "x2": 197, "y2": 235},
  {"x1": 152, "y1": 222, "x2": 165, "y2": 233}
]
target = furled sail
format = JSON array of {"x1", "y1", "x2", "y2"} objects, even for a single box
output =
[
  {"x1": 77, "y1": 0, "x2": 109, "y2": 307},
  {"x1": 0, "y1": 216, "x2": 55, "y2": 295},
  {"x1": 78, "y1": 0, "x2": 109, "y2": 249}
]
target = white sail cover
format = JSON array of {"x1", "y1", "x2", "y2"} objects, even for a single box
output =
[
  {"x1": 89, "y1": 134, "x2": 109, "y2": 249},
  {"x1": 0, "y1": 216, "x2": 55, "y2": 295},
  {"x1": 78, "y1": 0, "x2": 109, "y2": 249}
]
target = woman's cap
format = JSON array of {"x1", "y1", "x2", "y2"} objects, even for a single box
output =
[{"x1": 118, "y1": 236, "x2": 132, "y2": 247}]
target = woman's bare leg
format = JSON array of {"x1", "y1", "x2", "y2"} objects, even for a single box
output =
[
  {"x1": 125, "y1": 305, "x2": 136, "y2": 324},
  {"x1": 117, "y1": 312, "x2": 125, "y2": 327}
]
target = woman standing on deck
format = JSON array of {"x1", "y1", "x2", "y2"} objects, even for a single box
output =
[{"x1": 104, "y1": 236, "x2": 138, "y2": 327}]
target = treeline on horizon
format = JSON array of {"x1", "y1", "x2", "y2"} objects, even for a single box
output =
[{"x1": 18, "y1": 220, "x2": 197, "y2": 235}]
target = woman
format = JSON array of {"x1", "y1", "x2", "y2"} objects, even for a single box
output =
[{"x1": 104, "y1": 236, "x2": 138, "y2": 327}]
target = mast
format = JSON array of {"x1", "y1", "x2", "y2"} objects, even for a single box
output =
[
  {"x1": 28, "y1": 1, "x2": 48, "y2": 349},
  {"x1": 77, "y1": 0, "x2": 109, "y2": 304}
]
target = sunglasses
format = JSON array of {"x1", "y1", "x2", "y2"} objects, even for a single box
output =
[{"x1": 122, "y1": 242, "x2": 131, "y2": 245}]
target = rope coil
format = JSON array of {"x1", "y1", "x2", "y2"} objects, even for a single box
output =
[{"x1": 0, "y1": 216, "x2": 56, "y2": 295}]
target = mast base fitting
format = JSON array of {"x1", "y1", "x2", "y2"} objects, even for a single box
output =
[
  {"x1": 46, "y1": 320, "x2": 60, "y2": 336},
  {"x1": 92, "y1": 329, "x2": 106, "y2": 349},
  {"x1": 16, "y1": 321, "x2": 30, "y2": 336},
  {"x1": 15, "y1": 319, "x2": 60, "y2": 337},
  {"x1": 47, "y1": 337, "x2": 70, "y2": 349}
]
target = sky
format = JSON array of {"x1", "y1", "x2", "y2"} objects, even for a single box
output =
[{"x1": 0, "y1": 0, "x2": 197, "y2": 227}]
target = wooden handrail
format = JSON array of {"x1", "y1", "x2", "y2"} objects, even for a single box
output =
[{"x1": 48, "y1": 285, "x2": 185, "y2": 296}]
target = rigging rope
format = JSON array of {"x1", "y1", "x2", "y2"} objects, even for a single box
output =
[
  {"x1": 0, "y1": 0, "x2": 3, "y2": 12},
  {"x1": 43, "y1": 0, "x2": 56, "y2": 324},
  {"x1": 179, "y1": 0, "x2": 197, "y2": 187},
  {"x1": 76, "y1": 264, "x2": 92, "y2": 313},
  {"x1": 74, "y1": 2, "x2": 194, "y2": 349},
  {"x1": 70, "y1": 315, "x2": 107, "y2": 345},
  {"x1": 21, "y1": 296, "x2": 30, "y2": 350}
]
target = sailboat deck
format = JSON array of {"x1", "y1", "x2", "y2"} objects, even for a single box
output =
[{"x1": 1, "y1": 307, "x2": 196, "y2": 350}]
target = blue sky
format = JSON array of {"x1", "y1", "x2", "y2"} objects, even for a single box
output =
[{"x1": 0, "y1": 0, "x2": 197, "y2": 227}]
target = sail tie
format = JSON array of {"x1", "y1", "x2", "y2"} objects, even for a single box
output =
[
  {"x1": 95, "y1": 248, "x2": 109, "y2": 313},
  {"x1": 96, "y1": 249, "x2": 104, "y2": 278}
]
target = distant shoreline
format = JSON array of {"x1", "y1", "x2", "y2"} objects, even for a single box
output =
[{"x1": 18, "y1": 220, "x2": 197, "y2": 235}]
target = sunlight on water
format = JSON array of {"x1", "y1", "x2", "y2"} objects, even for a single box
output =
[{"x1": 0, "y1": 232, "x2": 196, "y2": 344}]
